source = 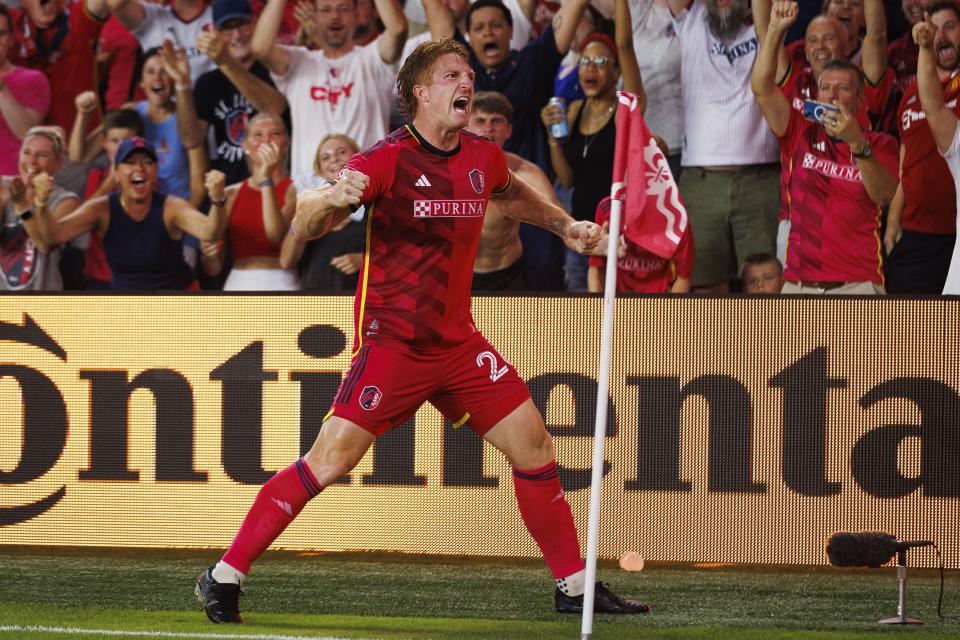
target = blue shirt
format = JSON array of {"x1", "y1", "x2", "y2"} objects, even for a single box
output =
[{"x1": 136, "y1": 102, "x2": 191, "y2": 200}]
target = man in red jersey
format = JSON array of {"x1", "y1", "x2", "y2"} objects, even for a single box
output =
[
  {"x1": 886, "y1": 1, "x2": 960, "y2": 294},
  {"x1": 753, "y1": 1, "x2": 899, "y2": 294},
  {"x1": 194, "y1": 38, "x2": 650, "y2": 624}
]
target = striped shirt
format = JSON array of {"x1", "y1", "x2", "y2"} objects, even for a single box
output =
[{"x1": 673, "y1": 0, "x2": 779, "y2": 166}]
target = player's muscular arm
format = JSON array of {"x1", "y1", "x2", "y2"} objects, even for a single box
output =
[
  {"x1": 292, "y1": 170, "x2": 368, "y2": 240},
  {"x1": 492, "y1": 171, "x2": 601, "y2": 254}
]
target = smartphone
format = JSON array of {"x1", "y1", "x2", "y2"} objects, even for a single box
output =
[{"x1": 802, "y1": 99, "x2": 840, "y2": 125}]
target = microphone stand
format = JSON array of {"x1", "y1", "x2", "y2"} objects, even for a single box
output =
[{"x1": 878, "y1": 550, "x2": 924, "y2": 625}]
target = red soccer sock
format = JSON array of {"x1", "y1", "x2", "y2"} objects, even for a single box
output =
[
  {"x1": 222, "y1": 458, "x2": 322, "y2": 574},
  {"x1": 512, "y1": 461, "x2": 585, "y2": 579}
]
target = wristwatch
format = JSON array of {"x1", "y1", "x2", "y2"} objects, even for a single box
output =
[{"x1": 852, "y1": 142, "x2": 873, "y2": 160}]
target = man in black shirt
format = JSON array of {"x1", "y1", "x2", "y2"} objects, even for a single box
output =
[{"x1": 186, "y1": 0, "x2": 290, "y2": 185}]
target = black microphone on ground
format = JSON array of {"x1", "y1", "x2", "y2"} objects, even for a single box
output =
[{"x1": 826, "y1": 531, "x2": 935, "y2": 568}]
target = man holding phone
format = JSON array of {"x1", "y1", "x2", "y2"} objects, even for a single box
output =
[{"x1": 752, "y1": 0, "x2": 899, "y2": 294}]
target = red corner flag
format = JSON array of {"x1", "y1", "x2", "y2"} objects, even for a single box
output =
[{"x1": 611, "y1": 91, "x2": 688, "y2": 260}]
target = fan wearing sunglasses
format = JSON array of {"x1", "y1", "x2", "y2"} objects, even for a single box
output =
[{"x1": 540, "y1": 0, "x2": 644, "y2": 291}]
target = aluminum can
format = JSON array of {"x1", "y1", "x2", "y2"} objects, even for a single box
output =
[{"x1": 548, "y1": 97, "x2": 569, "y2": 139}]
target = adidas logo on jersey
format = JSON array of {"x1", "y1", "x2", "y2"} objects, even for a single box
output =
[
  {"x1": 813, "y1": 141, "x2": 825, "y2": 152},
  {"x1": 415, "y1": 175, "x2": 432, "y2": 188}
]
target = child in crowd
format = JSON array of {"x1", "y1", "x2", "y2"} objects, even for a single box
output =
[
  {"x1": 740, "y1": 252, "x2": 784, "y2": 294},
  {"x1": 587, "y1": 195, "x2": 693, "y2": 293}
]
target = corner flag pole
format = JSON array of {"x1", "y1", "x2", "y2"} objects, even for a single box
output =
[{"x1": 580, "y1": 91, "x2": 635, "y2": 640}]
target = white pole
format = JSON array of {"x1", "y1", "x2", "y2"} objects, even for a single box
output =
[{"x1": 580, "y1": 192, "x2": 623, "y2": 640}]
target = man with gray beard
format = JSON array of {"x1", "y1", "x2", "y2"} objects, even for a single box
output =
[{"x1": 663, "y1": 0, "x2": 780, "y2": 291}]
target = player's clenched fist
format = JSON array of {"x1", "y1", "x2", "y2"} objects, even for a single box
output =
[
  {"x1": 330, "y1": 169, "x2": 369, "y2": 209},
  {"x1": 566, "y1": 220, "x2": 602, "y2": 255}
]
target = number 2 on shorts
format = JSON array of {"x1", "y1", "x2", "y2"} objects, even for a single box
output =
[{"x1": 476, "y1": 350, "x2": 508, "y2": 382}]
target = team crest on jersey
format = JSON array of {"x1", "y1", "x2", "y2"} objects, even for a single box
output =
[
  {"x1": 359, "y1": 385, "x2": 382, "y2": 410},
  {"x1": 468, "y1": 169, "x2": 485, "y2": 194}
]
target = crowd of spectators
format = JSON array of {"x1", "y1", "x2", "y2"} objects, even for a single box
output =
[{"x1": 0, "y1": 0, "x2": 958, "y2": 295}]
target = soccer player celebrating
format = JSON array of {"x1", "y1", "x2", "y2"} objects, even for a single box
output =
[{"x1": 195, "y1": 38, "x2": 650, "y2": 623}]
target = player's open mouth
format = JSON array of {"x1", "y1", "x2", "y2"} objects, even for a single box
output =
[
  {"x1": 482, "y1": 42, "x2": 500, "y2": 56},
  {"x1": 150, "y1": 82, "x2": 166, "y2": 93},
  {"x1": 453, "y1": 96, "x2": 470, "y2": 113}
]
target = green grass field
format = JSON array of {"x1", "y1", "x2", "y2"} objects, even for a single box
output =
[{"x1": 0, "y1": 546, "x2": 958, "y2": 640}]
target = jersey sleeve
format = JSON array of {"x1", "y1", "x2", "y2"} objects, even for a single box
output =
[
  {"x1": 672, "y1": 0, "x2": 701, "y2": 36},
  {"x1": 777, "y1": 107, "x2": 807, "y2": 148},
  {"x1": 340, "y1": 144, "x2": 398, "y2": 205},
  {"x1": 869, "y1": 131, "x2": 900, "y2": 178},
  {"x1": 863, "y1": 67, "x2": 898, "y2": 134},
  {"x1": 270, "y1": 45, "x2": 310, "y2": 87},
  {"x1": 131, "y1": 2, "x2": 165, "y2": 40},
  {"x1": 489, "y1": 144, "x2": 510, "y2": 193},
  {"x1": 944, "y1": 123, "x2": 960, "y2": 167},
  {"x1": 192, "y1": 73, "x2": 214, "y2": 122}
]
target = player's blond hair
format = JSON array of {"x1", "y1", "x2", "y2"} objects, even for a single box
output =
[
  {"x1": 23, "y1": 126, "x2": 66, "y2": 159},
  {"x1": 396, "y1": 39, "x2": 471, "y2": 121}
]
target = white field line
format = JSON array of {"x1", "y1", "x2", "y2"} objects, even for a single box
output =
[{"x1": 0, "y1": 626, "x2": 383, "y2": 640}]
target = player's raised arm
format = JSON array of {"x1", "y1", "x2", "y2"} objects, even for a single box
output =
[
  {"x1": 492, "y1": 170, "x2": 601, "y2": 255},
  {"x1": 291, "y1": 169, "x2": 369, "y2": 240}
]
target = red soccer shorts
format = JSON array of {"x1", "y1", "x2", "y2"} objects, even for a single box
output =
[{"x1": 326, "y1": 331, "x2": 531, "y2": 437}]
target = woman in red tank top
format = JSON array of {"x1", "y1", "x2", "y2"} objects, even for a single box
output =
[{"x1": 202, "y1": 112, "x2": 298, "y2": 290}]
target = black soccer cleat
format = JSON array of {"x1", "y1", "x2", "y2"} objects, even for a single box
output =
[
  {"x1": 195, "y1": 566, "x2": 243, "y2": 623},
  {"x1": 555, "y1": 581, "x2": 651, "y2": 614}
]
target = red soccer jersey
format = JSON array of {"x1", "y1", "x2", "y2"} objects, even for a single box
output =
[
  {"x1": 9, "y1": 1, "x2": 105, "y2": 133},
  {"x1": 588, "y1": 196, "x2": 694, "y2": 293},
  {"x1": 897, "y1": 71, "x2": 960, "y2": 235},
  {"x1": 342, "y1": 126, "x2": 510, "y2": 352},
  {"x1": 780, "y1": 110, "x2": 898, "y2": 284},
  {"x1": 776, "y1": 62, "x2": 897, "y2": 223}
]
